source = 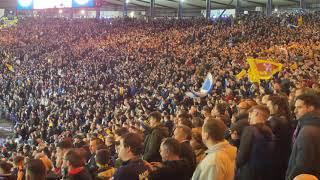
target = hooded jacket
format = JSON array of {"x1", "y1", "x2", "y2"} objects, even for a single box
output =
[{"x1": 286, "y1": 112, "x2": 320, "y2": 180}]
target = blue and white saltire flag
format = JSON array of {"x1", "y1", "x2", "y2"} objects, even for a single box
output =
[
  {"x1": 287, "y1": 24, "x2": 298, "y2": 29},
  {"x1": 186, "y1": 73, "x2": 213, "y2": 98}
]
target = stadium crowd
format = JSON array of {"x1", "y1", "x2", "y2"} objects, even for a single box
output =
[{"x1": 0, "y1": 11, "x2": 320, "y2": 180}]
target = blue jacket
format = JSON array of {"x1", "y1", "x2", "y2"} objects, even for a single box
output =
[{"x1": 112, "y1": 159, "x2": 149, "y2": 180}]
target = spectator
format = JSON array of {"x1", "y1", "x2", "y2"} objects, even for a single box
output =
[
  {"x1": 236, "y1": 105, "x2": 275, "y2": 180},
  {"x1": 0, "y1": 160, "x2": 14, "y2": 180},
  {"x1": 114, "y1": 128, "x2": 129, "y2": 142},
  {"x1": 35, "y1": 153, "x2": 60, "y2": 180},
  {"x1": 65, "y1": 149, "x2": 92, "y2": 180},
  {"x1": 286, "y1": 94, "x2": 320, "y2": 180},
  {"x1": 191, "y1": 117, "x2": 203, "y2": 129},
  {"x1": 0, "y1": 12, "x2": 320, "y2": 180},
  {"x1": 104, "y1": 136, "x2": 116, "y2": 164},
  {"x1": 25, "y1": 159, "x2": 46, "y2": 180},
  {"x1": 95, "y1": 149, "x2": 116, "y2": 180},
  {"x1": 163, "y1": 114, "x2": 174, "y2": 136},
  {"x1": 192, "y1": 118, "x2": 236, "y2": 180},
  {"x1": 190, "y1": 128, "x2": 206, "y2": 164},
  {"x1": 176, "y1": 113, "x2": 193, "y2": 128},
  {"x1": 113, "y1": 133, "x2": 148, "y2": 180},
  {"x1": 87, "y1": 138, "x2": 104, "y2": 176},
  {"x1": 212, "y1": 102, "x2": 231, "y2": 126},
  {"x1": 294, "y1": 174, "x2": 319, "y2": 180},
  {"x1": 148, "y1": 138, "x2": 193, "y2": 180},
  {"x1": 173, "y1": 125, "x2": 196, "y2": 170},
  {"x1": 113, "y1": 128, "x2": 129, "y2": 169},
  {"x1": 189, "y1": 106, "x2": 201, "y2": 119},
  {"x1": 12, "y1": 156, "x2": 25, "y2": 180},
  {"x1": 55, "y1": 140, "x2": 73, "y2": 176},
  {"x1": 266, "y1": 95, "x2": 293, "y2": 180},
  {"x1": 227, "y1": 99, "x2": 256, "y2": 148},
  {"x1": 143, "y1": 111, "x2": 169, "y2": 162},
  {"x1": 201, "y1": 106, "x2": 212, "y2": 119},
  {"x1": 73, "y1": 135, "x2": 86, "y2": 148}
]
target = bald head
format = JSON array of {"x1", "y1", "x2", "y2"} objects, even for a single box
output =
[{"x1": 293, "y1": 174, "x2": 318, "y2": 180}]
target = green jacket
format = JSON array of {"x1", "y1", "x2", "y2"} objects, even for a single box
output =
[{"x1": 143, "y1": 124, "x2": 169, "y2": 162}]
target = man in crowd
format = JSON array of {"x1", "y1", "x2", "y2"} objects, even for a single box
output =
[
  {"x1": 95, "y1": 149, "x2": 116, "y2": 179},
  {"x1": 25, "y1": 159, "x2": 46, "y2": 180},
  {"x1": 143, "y1": 111, "x2": 169, "y2": 162},
  {"x1": 148, "y1": 138, "x2": 193, "y2": 180},
  {"x1": 236, "y1": 105, "x2": 275, "y2": 180},
  {"x1": 73, "y1": 135, "x2": 86, "y2": 148},
  {"x1": 55, "y1": 139, "x2": 73, "y2": 176},
  {"x1": 173, "y1": 125, "x2": 196, "y2": 170},
  {"x1": 0, "y1": 160, "x2": 14, "y2": 179},
  {"x1": 192, "y1": 118, "x2": 237, "y2": 180},
  {"x1": 114, "y1": 128, "x2": 129, "y2": 142},
  {"x1": 286, "y1": 94, "x2": 320, "y2": 180},
  {"x1": 87, "y1": 137, "x2": 104, "y2": 175},
  {"x1": 0, "y1": 12, "x2": 320, "y2": 180},
  {"x1": 113, "y1": 133, "x2": 149, "y2": 180},
  {"x1": 12, "y1": 156, "x2": 25, "y2": 180},
  {"x1": 65, "y1": 149, "x2": 92, "y2": 180}
]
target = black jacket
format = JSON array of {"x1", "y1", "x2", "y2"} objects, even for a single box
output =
[
  {"x1": 0, "y1": 174, "x2": 15, "y2": 180},
  {"x1": 267, "y1": 115, "x2": 293, "y2": 180},
  {"x1": 148, "y1": 160, "x2": 193, "y2": 180},
  {"x1": 236, "y1": 124, "x2": 275, "y2": 180},
  {"x1": 143, "y1": 124, "x2": 169, "y2": 162},
  {"x1": 66, "y1": 167, "x2": 92, "y2": 180},
  {"x1": 286, "y1": 112, "x2": 320, "y2": 180},
  {"x1": 180, "y1": 141, "x2": 196, "y2": 171},
  {"x1": 228, "y1": 113, "x2": 249, "y2": 148},
  {"x1": 87, "y1": 154, "x2": 98, "y2": 178}
]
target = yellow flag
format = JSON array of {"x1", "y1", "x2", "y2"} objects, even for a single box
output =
[
  {"x1": 98, "y1": 134, "x2": 104, "y2": 141},
  {"x1": 13, "y1": 17, "x2": 19, "y2": 25},
  {"x1": 5, "y1": 63, "x2": 14, "y2": 72},
  {"x1": 119, "y1": 87, "x2": 124, "y2": 96},
  {"x1": 290, "y1": 62, "x2": 298, "y2": 70},
  {"x1": 247, "y1": 58, "x2": 283, "y2": 82},
  {"x1": 236, "y1": 69, "x2": 247, "y2": 80},
  {"x1": 298, "y1": 16, "x2": 303, "y2": 26},
  {"x1": 105, "y1": 128, "x2": 113, "y2": 136},
  {"x1": 247, "y1": 69, "x2": 260, "y2": 83},
  {"x1": 27, "y1": 79, "x2": 31, "y2": 85}
]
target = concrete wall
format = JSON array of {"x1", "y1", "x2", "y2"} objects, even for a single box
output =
[{"x1": 0, "y1": 9, "x2": 4, "y2": 17}]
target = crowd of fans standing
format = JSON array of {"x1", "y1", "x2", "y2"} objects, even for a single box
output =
[{"x1": 0, "y1": 11, "x2": 320, "y2": 180}]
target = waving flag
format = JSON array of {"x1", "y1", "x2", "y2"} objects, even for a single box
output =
[
  {"x1": 290, "y1": 62, "x2": 298, "y2": 70},
  {"x1": 287, "y1": 24, "x2": 298, "y2": 29},
  {"x1": 298, "y1": 16, "x2": 303, "y2": 26},
  {"x1": 186, "y1": 73, "x2": 213, "y2": 98},
  {"x1": 236, "y1": 69, "x2": 247, "y2": 80},
  {"x1": 247, "y1": 69, "x2": 260, "y2": 83},
  {"x1": 5, "y1": 63, "x2": 14, "y2": 72},
  {"x1": 247, "y1": 58, "x2": 283, "y2": 82}
]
